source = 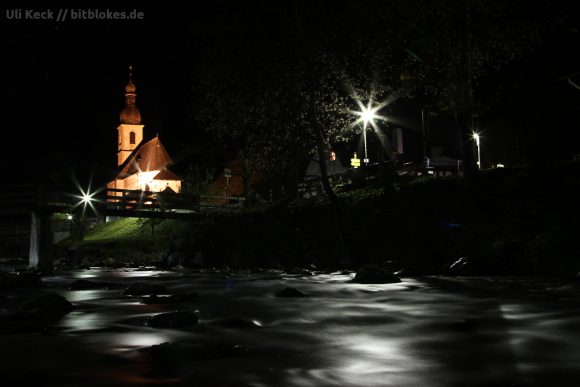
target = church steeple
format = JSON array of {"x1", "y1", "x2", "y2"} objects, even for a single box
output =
[
  {"x1": 120, "y1": 65, "x2": 141, "y2": 125},
  {"x1": 117, "y1": 65, "x2": 144, "y2": 166}
]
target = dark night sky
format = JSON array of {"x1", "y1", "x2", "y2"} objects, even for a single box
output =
[
  {"x1": 1, "y1": 2, "x2": 580, "y2": 191},
  {"x1": 0, "y1": 5, "x2": 197, "y2": 188}
]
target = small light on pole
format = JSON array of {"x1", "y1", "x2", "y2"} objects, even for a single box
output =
[
  {"x1": 473, "y1": 132, "x2": 481, "y2": 169},
  {"x1": 81, "y1": 192, "x2": 93, "y2": 204},
  {"x1": 349, "y1": 96, "x2": 388, "y2": 167},
  {"x1": 73, "y1": 186, "x2": 99, "y2": 218}
]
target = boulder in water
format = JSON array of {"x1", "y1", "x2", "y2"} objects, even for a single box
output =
[
  {"x1": 167, "y1": 251, "x2": 187, "y2": 267},
  {"x1": 275, "y1": 287, "x2": 306, "y2": 297},
  {"x1": 351, "y1": 265, "x2": 401, "y2": 284},
  {"x1": 145, "y1": 310, "x2": 199, "y2": 328},
  {"x1": 122, "y1": 283, "x2": 167, "y2": 296},
  {"x1": 207, "y1": 317, "x2": 261, "y2": 329},
  {"x1": 13, "y1": 272, "x2": 43, "y2": 288},
  {"x1": 141, "y1": 292, "x2": 199, "y2": 304},
  {"x1": 0, "y1": 272, "x2": 13, "y2": 289},
  {"x1": 19, "y1": 294, "x2": 73, "y2": 315},
  {"x1": 447, "y1": 257, "x2": 474, "y2": 276}
]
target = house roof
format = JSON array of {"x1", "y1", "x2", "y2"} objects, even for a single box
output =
[
  {"x1": 118, "y1": 136, "x2": 174, "y2": 178},
  {"x1": 305, "y1": 159, "x2": 348, "y2": 178},
  {"x1": 428, "y1": 156, "x2": 461, "y2": 167}
]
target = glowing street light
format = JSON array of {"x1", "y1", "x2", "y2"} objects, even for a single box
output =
[
  {"x1": 473, "y1": 132, "x2": 481, "y2": 169},
  {"x1": 70, "y1": 186, "x2": 100, "y2": 218},
  {"x1": 81, "y1": 192, "x2": 94, "y2": 204},
  {"x1": 350, "y1": 99, "x2": 385, "y2": 166}
]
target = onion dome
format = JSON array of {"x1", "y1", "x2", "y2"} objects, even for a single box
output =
[
  {"x1": 120, "y1": 65, "x2": 141, "y2": 125},
  {"x1": 125, "y1": 79, "x2": 136, "y2": 94},
  {"x1": 120, "y1": 106, "x2": 141, "y2": 125}
]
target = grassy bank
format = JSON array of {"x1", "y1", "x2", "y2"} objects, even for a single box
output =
[{"x1": 56, "y1": 217, "x2": 191, "y2": 263}]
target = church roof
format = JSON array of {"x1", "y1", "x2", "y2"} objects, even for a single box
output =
[
  {"x1": 120, "y1": 106, "x2": 141, "y2": 125},
  {"x1": 153, "y1": 169, "x2": 181, "y2": 181},
  {"x1": 118, "y1": 136, "x2": 174, "y2": 178}
]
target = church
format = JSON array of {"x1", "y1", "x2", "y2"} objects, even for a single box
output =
[{"x1": 107, "y1": 68, "x2": 182, "y2": 194}]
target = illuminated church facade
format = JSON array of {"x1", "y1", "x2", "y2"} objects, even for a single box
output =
[{"x1": 107, "y1": 68, "x2": 182, "y2": 194}]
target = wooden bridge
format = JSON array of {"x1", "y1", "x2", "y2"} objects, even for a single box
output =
[{"x1": 0, "y1": 184, "x2": 245, "y2": 271}]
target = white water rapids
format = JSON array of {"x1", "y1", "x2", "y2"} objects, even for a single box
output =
[{"x1": 1, "y1": 268, "x2": 579, "y2": 386}]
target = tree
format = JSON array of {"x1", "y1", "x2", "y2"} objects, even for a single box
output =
[
  {"x1": 139, "y1": 217, "x2": 163, "y2": 239},
  {"x1": 190, "y1": 1, "x2": 408, "y2": 204},
  {"x1": 386, "y1": 0, "x2": 558, "y2": 181}
]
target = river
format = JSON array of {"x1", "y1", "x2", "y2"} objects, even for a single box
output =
[{"x1": 1, "y1": 268, "x2": 579, "y2": 386}]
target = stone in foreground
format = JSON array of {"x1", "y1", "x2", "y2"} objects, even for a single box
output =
[
  {"x1": 145, "y1": 310, "x2": 199, "y2": 328},
  {"x1": 275, "y1": 287, "x2": 306, "y2": 297},
  {"x1": 19, "y1": 294, "x2": 74, "y2": 315},
  {"x1": 351, "y1": 265, "x2": 401, "y2": 284},
  {"x1": 122, "y1": 283, "x2": 167, "y2": 296}
]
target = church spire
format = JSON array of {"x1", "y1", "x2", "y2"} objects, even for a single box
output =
[{"x1": 120, "y1": 65, "x2": 141, "y2": 124}]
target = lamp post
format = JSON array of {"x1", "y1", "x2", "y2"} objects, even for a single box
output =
[
  {"x1": 362, "y1": 120, "x2": 370, "y2": 165},
  {"x1": 473, "y1": 132, "x2": 481, "y2": 169},
  {"x1": 354, "y1": 102, "x2": 381, "y2": 166}
]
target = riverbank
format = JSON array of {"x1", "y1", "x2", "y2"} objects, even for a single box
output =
[{"x1": 57, "y1": 162, "x2": 580, "y2": 278}]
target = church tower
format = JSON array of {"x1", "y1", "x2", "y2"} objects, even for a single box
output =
[{"x1": 117, "y1": 66, "x2": 144, "y2": 166}]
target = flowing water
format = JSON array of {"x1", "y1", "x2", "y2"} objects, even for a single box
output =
[{"x1": 1, "y1": 268, "x2": 580, "y2": 386}]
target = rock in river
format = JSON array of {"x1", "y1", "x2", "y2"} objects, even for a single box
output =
[
  {"x1": 351, "y1": 265, "x2": 401, "y2": 284},
  {"x1": 207, "y1": 317, "x2": 261, "y2": 329},
  {"x1": 275, "y1": 287, "x2": 306, "y2": 297},
  {"x1": 13, "y1": 272, "x2": 43, "y2": 288},
  {"x1": 141, "y1": 292, "x2": 199, "y2": 304},
  {"x1": 145, "y1": 310, "x2": 199, "y2": 328},
  {"x1": 122, "y1": 283, "x2": 167, "y2": 296},
  {"x1": 19, "y1": 294, "x2": 73, "y2": 315}
]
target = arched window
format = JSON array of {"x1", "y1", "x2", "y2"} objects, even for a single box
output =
[{"x1": 129, "y1": 131, "x2": 136, "y2": 145}]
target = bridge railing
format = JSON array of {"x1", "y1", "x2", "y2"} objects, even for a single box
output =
[
  {"x1": 0, "y1": 184, "x2": 79, "y2": 215},
  {"x1": 105, "y1": 188, "x2": 198, "y2": 211},
  {"x1": 0, "y1": 184, "x2": 246, "y2": 216},
  {"x1": 104, "y1": 188, "x2": 245, "y2": 212}
]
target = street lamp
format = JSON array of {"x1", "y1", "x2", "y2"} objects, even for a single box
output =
[
  {"x1": 351, "y1": 99, "x2": 383, "y2": 166},
  {"x1": 473, "y1": 132, "x2": 481, "y2": 169},
  {"x1": 71, "y1": 186, "x2": 99, "y2": 218}
]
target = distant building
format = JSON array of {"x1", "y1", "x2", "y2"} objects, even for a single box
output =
[
  {"x1": 107, "y1": 67, "x2": 181, "y2": 194},
  {"x1": 423, "y1": 145, "x2": 462, "y2": 176}
]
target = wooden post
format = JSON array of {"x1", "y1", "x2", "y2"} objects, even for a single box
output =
[{"x1": 28, "y1": 211, "x2": 52, "y2": 271}]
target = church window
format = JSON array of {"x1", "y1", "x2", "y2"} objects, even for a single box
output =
[{"x1": 130, "y1": 131, "x2": 136, "y2": 144}]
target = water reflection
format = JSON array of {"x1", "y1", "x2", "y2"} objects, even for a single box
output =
[
  {"x1": 114, "y1": 332, "x2": 169, "y2": 349},
  {"x1": 61, "y1": 311, "x2": 105, "y2": 331},
  {"x1": 3, "y1": 269, "x2": 580, "y2": 386},
  {"x1": 63, "y1": 290, "x2": 106, "y2": 302},
  {"x1": 109, "y1": 269, "x2": 171, "y2": 278}
]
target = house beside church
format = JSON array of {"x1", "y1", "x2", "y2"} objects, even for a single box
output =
[{"x1": 107, "y1": 68, "x2": 181, "y2": 195}]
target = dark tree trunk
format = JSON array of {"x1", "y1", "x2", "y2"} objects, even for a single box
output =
[
  {"x1": 240, "y1": 157, "x2": 252, "y2": 205},
  {"x1": 284, "y1": 146, "x2": 300, "y2": 200},
  {"x1": 451, "y1": 0, "x2": 479, "y2": 187},
  {"x1": 294, "y1": 0, "x2": 347, "y2": 268}
]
